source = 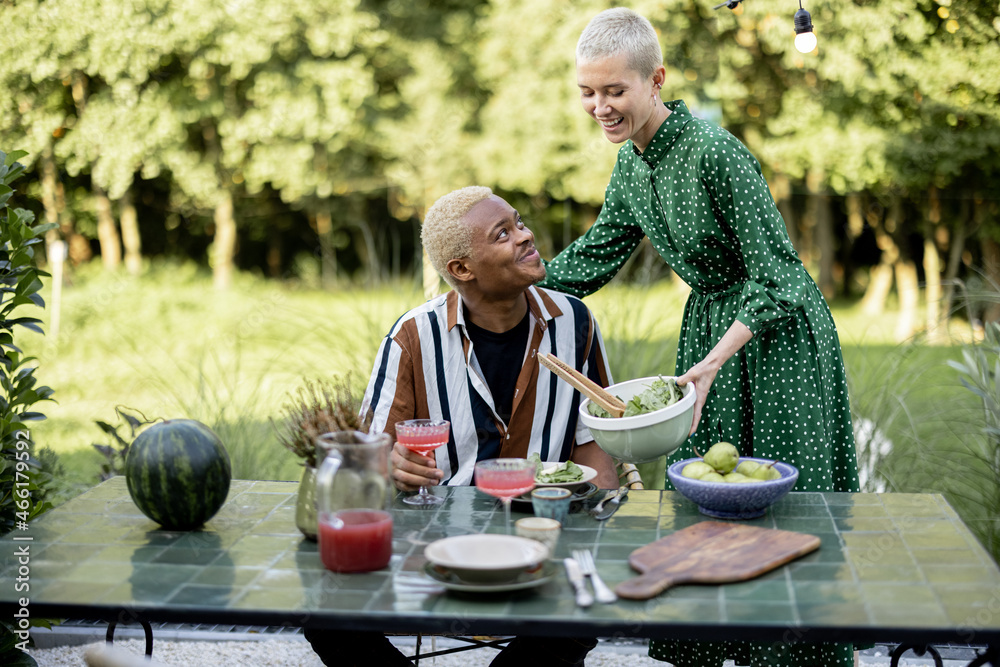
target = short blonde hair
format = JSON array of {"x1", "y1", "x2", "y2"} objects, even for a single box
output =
[
  {"x1": 576, "y1": 8, "x2": 663, "y2": 79},
  {"x1": 421, "y1": 186, "x2": 493, "y2": 288}
]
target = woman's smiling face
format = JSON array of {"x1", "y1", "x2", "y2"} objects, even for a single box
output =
[{"x1": 577, "y1": 53, "x2": 666, "y2": 153}]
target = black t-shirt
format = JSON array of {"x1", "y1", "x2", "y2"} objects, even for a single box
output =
[{"x1": 465, "y1": 311, "x2": 530, "y2": 427}]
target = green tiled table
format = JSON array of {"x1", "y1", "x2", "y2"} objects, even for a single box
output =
[{"x1": 2, "y1": 478, "x2": 1000, "y2": 660}]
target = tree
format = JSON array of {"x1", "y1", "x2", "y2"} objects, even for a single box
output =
[{"x1": 1, "y1": 0, "x2": 998, "y2": 308}]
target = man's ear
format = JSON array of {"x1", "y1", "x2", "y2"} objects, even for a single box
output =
[{"x1": 447, "y1": 258, "x2": 475, "y2": 285}]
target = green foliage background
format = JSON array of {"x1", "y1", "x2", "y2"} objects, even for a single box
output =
[
  {"x1": 0, "y1": 151, "x2": 57, "y2": 538},
  {"x1": 0, "y1": 0, "x2": 997, "y2": 297}
]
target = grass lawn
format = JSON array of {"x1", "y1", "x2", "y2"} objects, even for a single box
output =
[
  {"x1": 22, "y1": 262, "x2": 997, "y2": 558},
  {"x1": 26, "y1": 262, "x2": 425, "y2": 490}
]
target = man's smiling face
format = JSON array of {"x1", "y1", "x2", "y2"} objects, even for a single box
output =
[{"x1": 460, "y1": 195, "x2": 545, "y2": 298}]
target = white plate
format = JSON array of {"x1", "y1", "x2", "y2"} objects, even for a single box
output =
[
  {"x1": 423, "y1": 534, "x2": 548, "y2": 584},
  {"x1": 534, "y1": 464, "x2": 598, "y2": 491},
  {"x1": 422, "y1": 561, "x2": 557, "y2": 593}
]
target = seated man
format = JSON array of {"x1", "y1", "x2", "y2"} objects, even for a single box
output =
[{"x1": 304, "y1": 186, "x2": 617, "y2": 666}]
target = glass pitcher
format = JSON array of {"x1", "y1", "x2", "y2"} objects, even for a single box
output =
[{"x1": 314, "y1": 430, "x2": 393, "y2": 573}]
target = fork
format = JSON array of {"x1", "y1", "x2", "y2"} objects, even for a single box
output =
[
  {"x1": 588, "y1": 485, "x2": 625, "y2": 518},
  {"x1": 572, "y1": 549, "x2": 617, "y2": 603}
]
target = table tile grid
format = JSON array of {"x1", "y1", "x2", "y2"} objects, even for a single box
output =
[{"x1": 3, "y1": 478, "x2": 1000, "y2": 642}]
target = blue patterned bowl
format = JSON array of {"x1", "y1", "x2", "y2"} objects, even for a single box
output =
[{"x1": 667, "y1": 457, "x2": 799, "y2": 520}]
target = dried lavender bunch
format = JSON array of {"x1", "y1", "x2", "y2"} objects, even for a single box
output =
[{"x1": 273, "y1": 375, "x2": 371, "y2": 468}]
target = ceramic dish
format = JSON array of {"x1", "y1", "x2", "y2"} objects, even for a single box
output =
[
  {"x1": 534, "y1": 464, "x2": 598, "y2": 492},
  {"x1": 579, "y1": 376, "x2": 696, "y2": 463},
  {"x1": 512, "y1": 482, "x2": 599, "y2": 508},
  {"x1": 666, "y1": 457, "x2": 799, "y2": 520},
  {"x1": 423, "y1": 534, "x2": 548, "y2": 584},
  {"x1": 422, "y1": 560, "x2": 557, "y2": 593}
]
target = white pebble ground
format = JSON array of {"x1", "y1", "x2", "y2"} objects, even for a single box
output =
[
  {"x1": 29, "y1": 638, "x2": 670, "y2": 667},
  {"x1": 27, "y1": 638, "x2": 967, "y2": 666}
]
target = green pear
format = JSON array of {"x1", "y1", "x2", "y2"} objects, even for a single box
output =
[
  {"x1": 751, "y1": 462, "x2": 782, "y2": 481},
  {"x1": 682, "y1": 461, "x2": 716, "y2": 479},
  {"x1": 700, "y1": 472, "x2": 726, "y2": 483},
  {"x1": 703, "y1": 442, "x2": 740, "y2": 474},
  {"x1": 735, "y1": 460, "x2": 760, "y2": 477},
  {"x1": 722, "y1": 472, "x2": 756, "y2": 483}
]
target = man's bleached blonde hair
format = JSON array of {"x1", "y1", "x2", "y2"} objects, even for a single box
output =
[
  {"x1": 421, "y1": 186, "x2": 493, "y2": 288},
  {"x1": 576, "y1": 7, "x2": 663, "y2": 79}
]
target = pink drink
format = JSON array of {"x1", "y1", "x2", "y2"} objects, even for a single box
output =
[
  {"x1": 476, "y1": 468, "x2": 536, "y2": 501},
  {"x1": 396, "y1": 420, "x2": 450, "y2": 506},
  {"x1": 319, "y1": 509, "x2": 393, "y2": 573},
  {"x1": 396, "y1": 431, "x2": 447, "y2": 456}
]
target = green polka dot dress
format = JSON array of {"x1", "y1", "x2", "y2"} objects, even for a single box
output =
[{"x1": 541, "y1": 100, "x2": 861, "y2": 667}]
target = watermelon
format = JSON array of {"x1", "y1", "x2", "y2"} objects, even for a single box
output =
[{"x1": 125, "y1": 419, "x2": 232, "y2": 530}]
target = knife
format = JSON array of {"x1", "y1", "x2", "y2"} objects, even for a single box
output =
[
  {"x1": 563, "y1": 558, "x2": 594, "y2": 607},
  {"x1": 594, "y1": 486, "x2": 629, "y2": 520}
]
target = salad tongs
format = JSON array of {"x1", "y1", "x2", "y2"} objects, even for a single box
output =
[{"x1": 538, "y1": 353, "x2": 626, "y2": 418}]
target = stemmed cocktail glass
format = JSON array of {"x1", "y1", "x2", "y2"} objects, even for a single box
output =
[
  {"x1": 474, "y1": 458, "x2": 537, "y2": 534},
  {"x1": 395, "y1": 419, "x2": 450, "y2": 506}
]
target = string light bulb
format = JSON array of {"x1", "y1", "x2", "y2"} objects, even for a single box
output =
[
  {"x1": 712, "y1": 0, "x2": 744, "y2": 13},
  {"x1": 793, "y1": 1, "x2": 817, "y2": 53}
]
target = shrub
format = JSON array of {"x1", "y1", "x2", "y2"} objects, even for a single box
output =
[
  {"x1": 0, "y1": 150, "x2": 58, "y2": 535},
  {"x1": 273, "y1": 374, "x2": 370, "y2": 469},
  {"x1": 946, "y1": 320, "x2": 1000, "y2": 559},
  {"x1": 0, "y1": 151, "x2": 59, "y2": 664}
]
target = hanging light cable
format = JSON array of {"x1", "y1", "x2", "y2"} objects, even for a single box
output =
[{"x1": 793, "y1": 0, "x2": 817, "y2": 53}]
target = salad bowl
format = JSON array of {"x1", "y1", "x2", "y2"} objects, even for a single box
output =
[{"x1": 579, "y1": 376, "x2": 696, "y2": 464}]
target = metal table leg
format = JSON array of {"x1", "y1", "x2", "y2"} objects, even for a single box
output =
[
  {"x1": 890, "y1": 644, "x2": 944, "y2": 667},
  {"x1": 105, "y1": 619, "x2": 154, "y2": 657},
  {"x1": 968, "y1": 645, "x2": 1000, "y2": 667}
]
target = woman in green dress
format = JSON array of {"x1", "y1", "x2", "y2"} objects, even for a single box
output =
[{"x1": 539, "y1": 8, "x2": 862, "y2": 667}]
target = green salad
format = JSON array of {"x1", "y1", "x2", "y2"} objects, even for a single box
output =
[
  {"x1": 587, "y1": 376, "x2": 683, "y2": 418},
  {"x1": 528, "y1": 452, "x2": 584, "y2": 483}
]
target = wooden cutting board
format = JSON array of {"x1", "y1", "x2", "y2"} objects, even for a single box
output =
[{"x1": 615, "y1": 521, "x2": 820, "y2": 600}]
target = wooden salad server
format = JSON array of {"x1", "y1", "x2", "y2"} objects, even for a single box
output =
[{"x1": 537, "y1": 352, "x2": 627, "y2": 418}]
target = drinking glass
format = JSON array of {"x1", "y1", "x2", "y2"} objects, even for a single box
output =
[
  {"x1": 395, "y1": 419, "x2": 450, "y2": 506},
  {"x1": 474, "y1": 458, "x2": 537, "y2": 535}
]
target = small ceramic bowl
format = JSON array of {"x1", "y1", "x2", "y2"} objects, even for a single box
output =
[
  {"x1": 514, "y1": 516, "x2": 561, "y2": 557},
  {"x1": 667, "y1": 457, "x2": 799, "y2": 520},
  {"x1": 423, "y1": 534, "x2": 548, "y2": 584},
  {"x1": 530, "y1": 487, "x2": 572, "y2": 524}
]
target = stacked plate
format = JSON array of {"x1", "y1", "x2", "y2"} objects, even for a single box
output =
[{"x1": 423, "y1": 534, "x2": 555, "y2": 592}]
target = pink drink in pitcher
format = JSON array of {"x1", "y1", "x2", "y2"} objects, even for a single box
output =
[{"x1": 318, "y1": 509, "x2": 393, "y2": 573}]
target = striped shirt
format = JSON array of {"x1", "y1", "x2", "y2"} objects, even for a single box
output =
[{"x1": 361, "y1": 286, "x2": 613, "y2": 486}]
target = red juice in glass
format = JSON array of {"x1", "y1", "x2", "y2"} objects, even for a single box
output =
[
  {"x1": 395, "y1": 419, "x2": 450, "y2": 507},
  {"x1": 474, "y1": 458, "x2": 537, "y2": 535},
  {"x1": 476, "y1": 475, "x2": 536, "y2": 500},
  {"x1": 318, "y1": 509, "x2": 393, "y2": 573},
  {"x1": 396, "y1": 430, "x2": 447, "y2": 456}
]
